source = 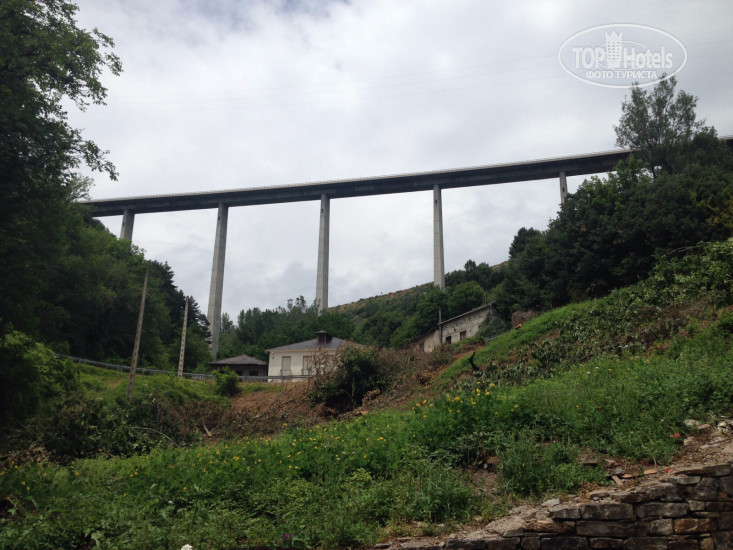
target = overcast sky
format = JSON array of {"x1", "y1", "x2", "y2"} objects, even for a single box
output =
[{"x1": 68, "y1": 0, "x2": 733, "y2": 320}]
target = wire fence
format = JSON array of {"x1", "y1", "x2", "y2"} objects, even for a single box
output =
[{"x1": 56, "y1": 354, "x2": 309, "y2": 383}]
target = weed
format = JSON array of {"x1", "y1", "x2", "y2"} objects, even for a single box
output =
[{"x1": 2, "y1": 241, "x2": 732, "y2": 547}]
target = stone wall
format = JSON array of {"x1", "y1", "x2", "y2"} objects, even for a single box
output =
[{"x1": 388, "y1": 462, "x2": 732, "y2": 550}]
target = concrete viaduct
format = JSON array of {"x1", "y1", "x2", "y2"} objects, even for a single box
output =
[{"x1": 83, "y1": 148, "x2": 635, "y2": 357}]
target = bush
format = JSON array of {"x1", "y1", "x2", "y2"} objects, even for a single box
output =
[
  {"x1": 215, "y1": 369, "x2": 240, "y2": 397},
  {"x1": 308, "y1": 345, "x2": 385, "y2": 412},
  {"x1": 28, "y1": 391, "x2": 201, "y2": 462},
  {"x1": 0, "y1": 330, "x2": 77, "y2": 429}
]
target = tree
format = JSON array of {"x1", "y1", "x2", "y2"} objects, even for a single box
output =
[
  {"x1": 446, "y1": 281, "x2": 484, "y2": 318},
  {"x1": 0, "y1": 0, "x2": 121, "y2": 333},
  {"x1": 220, "y1": 313, "x2": 234, "y2": 334},
  {"x1": 509, "y1": 228, "x2": 542, "y2": 259},
  {"x1": 614, "y1": 76, "x2": 707, "y2": 177}
]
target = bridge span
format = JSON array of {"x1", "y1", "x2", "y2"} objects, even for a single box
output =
[{"x1": 83, "y1": 148, "x2": 634, "y2": 356}]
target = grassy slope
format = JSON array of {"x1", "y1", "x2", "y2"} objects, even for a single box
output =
[
  {"x1": 1, "y1": 241, "x2": 732, "y2": 549},
  {"x1": 77, "y1": 363, "x2": 223, "y2": 404}
]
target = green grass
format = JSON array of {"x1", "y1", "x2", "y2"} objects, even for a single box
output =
[
  {"x1": 2, "y1": 241, "x2": 732, "y2": 549},
  {"x1": 77, "y1": 364, "x2": 223, "y2": 404},
  {"x1": 3, "y1": 316, "x2": 731, "y2": 548},
  {"x1": 0, "y1": 411, "x2": 475, "y2": 549},
  {"x1": 433, "y1": 303, "x2": 590, "y2": 391}
]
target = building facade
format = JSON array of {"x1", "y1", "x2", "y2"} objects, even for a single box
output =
[
  {"x1": 415, "y1": 304, "x2": 494, "y2": 352},
  {"x1": 209, "y1": 353, "x2": 268, "y2": 377},
  {"x1": 266, "y1": 330, "x2": 354, "y2": 378}
]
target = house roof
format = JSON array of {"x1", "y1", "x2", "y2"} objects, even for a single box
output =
[
  {"x1": 266, "y1": 336, "x2": 353, "y2": 353},
  {"x1": 209, "y1": 353, "x2": 266, "y2": 366},
  {"x1": 438, "y1": 304, "x2": 493, "y2": 327}
]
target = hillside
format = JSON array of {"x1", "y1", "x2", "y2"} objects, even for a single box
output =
[{"x1": 2, "y1": 240, "x2": 732, "y2": 549}]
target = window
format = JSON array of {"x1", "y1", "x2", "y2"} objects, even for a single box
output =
[
  {"x1": 281, "y1": 356, "x2": 291, "y2": 376},
  {"x1": 460, "y1": 330, "x2": 467, "y2": 340},
  {"x1": 249, "y1": 370, "x2": 259, "y2": 377},
  {"x1": 445, "y1": 335, "x2": 451, "y2": 344}
]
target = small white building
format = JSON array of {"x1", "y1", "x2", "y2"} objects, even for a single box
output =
[
  {"x1": 415, "y1": 304, "x2": 494, "y2": 352},
  {"x1": 266, "y1": 330, "x2": 354, "y2": 378}
]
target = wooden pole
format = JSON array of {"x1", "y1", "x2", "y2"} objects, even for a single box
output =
[
  {"x1": 127, "y1": 264, "x2": 149, "y2": 399},
  {"x1": 177, "y1": 296, "x2": 189, "y2": 378}
]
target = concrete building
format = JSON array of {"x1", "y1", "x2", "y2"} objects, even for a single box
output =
[
  {"x1": 415, "y1": 304, "x2": 495, "y2": 352},
  {"x1": 266, "y1": 331, "x2": 355, "y2": 378},
  {"x1": 209, "y1": 353, "x2": 267, "y2": 377}
]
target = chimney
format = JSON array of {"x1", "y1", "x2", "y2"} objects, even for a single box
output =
[{"x1": 316, "y1": 330, "x2": 329, "y2": 345}]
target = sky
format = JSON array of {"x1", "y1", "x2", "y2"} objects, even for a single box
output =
[{"x1": 68, "y1": 0, "x2": 733, "y2": 320}]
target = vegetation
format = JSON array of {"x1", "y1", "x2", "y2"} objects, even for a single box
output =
[
  {"x1": 0, "y1": 0, "x2": 211, "y2": 373},
  {"x1": 45, "y1": 221, "x2": 212, "y2": 370},
  {"x1": 614, "y1": 75, "x2": 711, "y2": 177},
  {"x1": 215, "y1": 369, "x2": 241, "y2": 397},
  {"x1": 2, "y1": 240, "x2": 733, "y2": 548},
  {"x1": 307, "y1": 346, "x2": 386, "y2": 412},
  {"x1": 0, "y1": 0, "x2": 120, "y2": 335},
  {"x1": 1, "y1": 2, "x2": 732, "y2": 548},
  {"x1": 491, "y1": 149, "x2": 732, "y2": 315}
]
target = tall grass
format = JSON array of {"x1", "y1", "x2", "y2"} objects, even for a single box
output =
[
  {"x1": 3, "y1": 317, "x2": 731, "y2": 548},
  {"x1": 0, "y1": 411, "x2": 475, "y2": 549},
  {"x1": 2, "y1": 241, "x2": 732, "y2": 548}
]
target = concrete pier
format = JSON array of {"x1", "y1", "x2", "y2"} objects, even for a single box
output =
[
  {"x1": 207, "y1": 203, "x2": 228, "y2": 358},
  {"x1": 433, "y1": 185, "x2": 445, "y2": 290},
  {"x1": 316, "y1": 194, "x2": 330, "y2": 314},
  {"x1": 559, "y1": 171, "x2": 568, "y2": 204},
  {"x1": 120, "y1": 209, "x2": 135, "y2": 240}
]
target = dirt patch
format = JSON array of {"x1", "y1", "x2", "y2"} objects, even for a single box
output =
[{"x1": 228, "y1": 381, "x2": 323, "y2": 434}]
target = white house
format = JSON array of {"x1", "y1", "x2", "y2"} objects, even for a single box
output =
[
  {"x1": 415, "y1": 304, "x2": 494, "y2": 352},
  {"x1": 266, "y1": 330, "x2": 354, "y2": 378}
]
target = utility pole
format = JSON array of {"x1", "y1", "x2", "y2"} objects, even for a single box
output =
[
  {"x1": 177, "y1": 296, "x2": 189, "y2": 378},
  {"x1": 127, "y1": 264, "x2": 149, "y2": 399}
]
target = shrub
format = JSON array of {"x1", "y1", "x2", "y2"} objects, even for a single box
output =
[
  {"x1": 215, "y1": 369, "x2": 240, "y2": 397},
  {"x1": 308, "y1": 345, "x2": 385, "y2": 412},
  {"x1": 0, "y1": 330, "x2": 77, "y2": 429},
  {"x1": 28, "y1": 391, "x2": 201, "y2": 462}
]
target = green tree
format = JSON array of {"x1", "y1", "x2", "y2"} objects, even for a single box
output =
[
  {"x1": 354, "y1": 310, "x2": 406, "y2": 347},
  {"x1": 389, "y1": 287, "x2": 446, "y2": 348},
  {"x1": 221, "y1": 313, "x2": 234, "y2": 334},
  {"x1": 0, "y1": 0, "x2": 121, "y2": 333},
  {"x1": 446, "y1": 281, "x2": 484, "y2": 318},
  {"x1": 494, "y1": 225, "x2": 558, "y2": 315},
  {"x1": 548, "y1": 157, "x2": 654, "y2": 300},
  {"x1": 509, "y1": 228, "x2": 542, "y2": 259},
  {"x1": 221, "y1": 298, "x2": 355, "y2": 360},
  {"x1": 614, "y1": 76, "x2": 707, "y2": 177}
]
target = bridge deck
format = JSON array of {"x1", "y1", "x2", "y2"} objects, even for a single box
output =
[
  {"x1": 83, "y1": 148, "x2": 632, "y2": 216},
  {"x1": 82, "y1": 136, "x2": 733, "y2": 217}
]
